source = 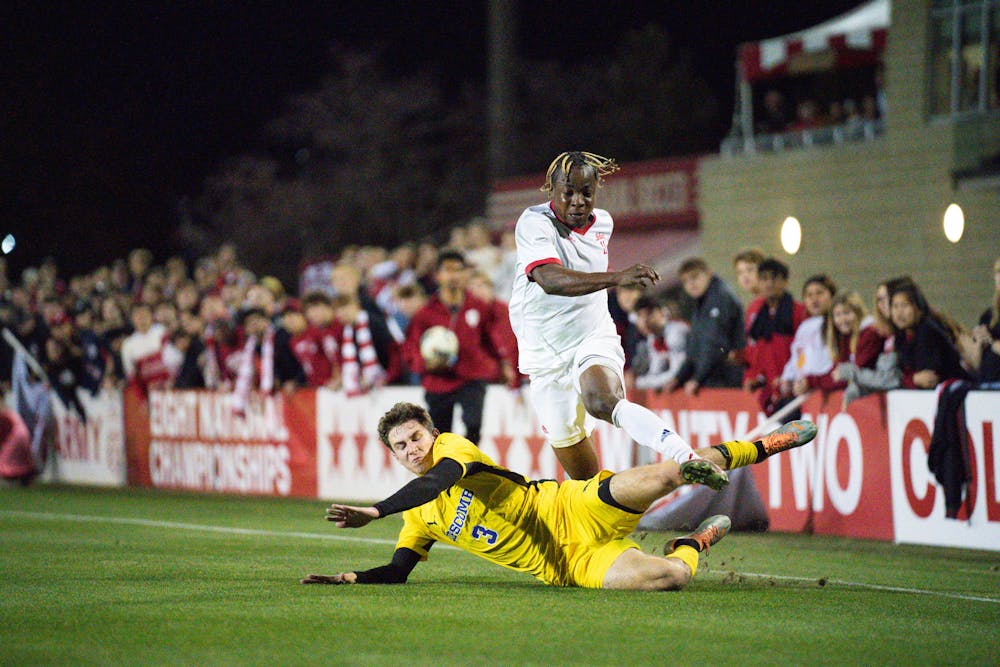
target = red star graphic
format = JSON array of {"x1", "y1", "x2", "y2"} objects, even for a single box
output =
[
  {"x1": 355, "y1": 432, "x2": 368, "y2": 469},
  {"x1": 493, "y1": 431, "x2": 513, "y2": 467},
  {"x1": 327, "y1": 431, "x2": 344, "y2": 471},
  {"x1": 525, "y1": 433, "x2": 547, "y2": 478}
]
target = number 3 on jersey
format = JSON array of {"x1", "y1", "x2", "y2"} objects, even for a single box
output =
[{"x1": 471, "y1": 524, "x2": 498, "y2": 545}]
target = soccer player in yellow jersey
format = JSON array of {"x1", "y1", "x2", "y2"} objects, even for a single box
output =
[{"x1": 302, "y1": 402, "x2": 816, "y2": 590}]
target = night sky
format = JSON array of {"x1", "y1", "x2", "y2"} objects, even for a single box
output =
[{"x1": 3, "y1": 1, "x2": 863, "y2": 279}]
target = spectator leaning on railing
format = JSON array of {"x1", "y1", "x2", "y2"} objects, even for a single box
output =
[
  {"x1": 631, "y1": 294, "x2": 689, "y2": 392},
  {"x1": 743, "y1": 258, "x2": 807, "y2": 415},
  {"x1": 777, "y1": 274, "x2": 837, "y2": 410},
  {"x1": 970, "y1": 257, "x2": 1000, "y2": 382},
  {"x1": 665, "y1": 257, "x2": 745, "y2": 396}
]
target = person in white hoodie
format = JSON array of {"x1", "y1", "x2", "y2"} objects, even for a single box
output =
[
  {"x1": 778, "y1": 274, "x2": 838, "y2": 401},
  {"x1": 120, "y1": 302, "x2": 180, "y2": 394}
]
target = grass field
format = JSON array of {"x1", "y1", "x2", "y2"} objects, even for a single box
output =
[{"x1": 1, "y1": 484, "x2": 998, "y2": 666}]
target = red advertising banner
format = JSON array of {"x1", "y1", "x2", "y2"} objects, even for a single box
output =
[
  {"x1": 125, "y1": 387, "x2": 318, "y2": 498},
  {"x1": 639, "y1": 388, "x2": 894, "y2": 541}
]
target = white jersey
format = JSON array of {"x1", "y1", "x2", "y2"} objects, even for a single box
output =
[
  {"x1": 507, "y1": 203, "x2": 617, "y2": 373},
  {"x1": 781, "y1": 315, "x2": 833, "y2": 381}
]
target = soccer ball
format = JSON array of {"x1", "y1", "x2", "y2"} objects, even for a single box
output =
[{"x1": 420, "y1": 325, "x2": 459, "y2": 367}]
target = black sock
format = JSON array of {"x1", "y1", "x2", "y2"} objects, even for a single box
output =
[
  {"x1": 715, "y1": 443, "x2": 733, "y2": 467},
  {"x1": 753, "y1": 439, "x2": 768, "y2": 462},
  {"x1": 672, "y1": 538, "x2": 701, "y2": 552}
]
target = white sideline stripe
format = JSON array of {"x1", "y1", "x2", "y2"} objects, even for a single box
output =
[
  {"x1": 0, "y1": 510, "x2": 403, "y2": 548},
  {"x1": 736, "y1": 571, "x2": 1000, "y2": 604},
  {"x1": 3, "y1": 510, "x2": 997, "y2": 603}
]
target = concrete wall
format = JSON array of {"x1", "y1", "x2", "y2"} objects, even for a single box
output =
[{"x1": 698, "y1": 0, "x2": 999, "y2": 326}]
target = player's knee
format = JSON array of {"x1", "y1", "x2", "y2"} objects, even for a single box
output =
[
  {"x1": 653, "y1": 559, "x2": 692, "y2": 591},
  {"x1": 581, "y1": 388, "x2": 618, "y2": 422}
]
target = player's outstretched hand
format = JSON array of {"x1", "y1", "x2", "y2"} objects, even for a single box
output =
[
  {"x1": 617, "y1": 264, "x2": 660, "y2": 290},
  {"x1": 325, "y1": 504, "x2": 380, "y2": 528},
  {"x1": 301, "y1": 572, "x2": 358, "y2": 585}
]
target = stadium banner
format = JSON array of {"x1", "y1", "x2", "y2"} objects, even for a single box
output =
[
  {"x1": 124, "y1": 388, "x2": 318, "y2": 497},
  {"x1": 888, "y1": 390, "x2": 1000, "y2": 551},
  {"x1": 44, "y1": 386, "x2": 127, "y2": 487},
  {"x1": 316, "y1": 385, "x2": 636, "y2": 502},
  {"x1": 640, "y1": 389, "x2": 894, "y2": 541},
  {"x1": 117, "y1": 384, "x2": 1000, "y2": 549},
  {"x1": 487, "y1": 157, "x2": 700, "y2": 231}
]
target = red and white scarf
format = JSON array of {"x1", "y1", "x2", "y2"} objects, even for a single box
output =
[
  {"x1": 202, "y1": 324, "x2": 221, "y2": 389},
  {"x1": 340, "y1": 310, "x2": 384, "y2": 396},
  {"x1": 233, "y1": 326, "x2": 275, "y2": 414}
]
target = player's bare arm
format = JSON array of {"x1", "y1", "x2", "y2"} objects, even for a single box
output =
[{"x1": 531, "y1": 263, "x2": 659, "y2": 297}]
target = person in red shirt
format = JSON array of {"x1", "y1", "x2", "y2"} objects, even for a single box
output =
[
  {"x1": 402, "y1": 250, "x2": 516, "y2": 445},
  {"x1": 743, "y1": 258, "x2": 807, "y2": 415},
  {"x1": 466, "y1": 269, "x2": 524, "y2": 388},
  {"x1": 296, "y1": 291, "x2": 343, "y2": 389}
]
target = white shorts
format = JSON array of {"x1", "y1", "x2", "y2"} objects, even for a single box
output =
[{"x1": 526, "y1": 329, "x2": 626, "y2": 448}]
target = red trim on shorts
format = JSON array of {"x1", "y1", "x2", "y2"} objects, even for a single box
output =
[{"x1": 525, "y1": 257, "x2": 562, "y2": 281}]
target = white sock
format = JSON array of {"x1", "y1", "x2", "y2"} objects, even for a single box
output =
[{"x1": 610, "y1": 400, "x2": 697, "y2": 464}]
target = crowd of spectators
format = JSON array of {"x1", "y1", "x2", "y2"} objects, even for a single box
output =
[
  {"x1": 1, "y1": 221, "x2": 997, "y2": 438},
  {"x1": 631, "y1": 250, "x2": 999, "y2": 412},
  {"x1": 0, "y1": 222, "x2": 523, "y2": 419},
  {"x1": 754, "y1": 88, "x2": 885, "y2": 138}
]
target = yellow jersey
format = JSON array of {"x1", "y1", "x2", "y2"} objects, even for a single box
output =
[{"x1": 394, "y1": 433, "x2": 641, "y2": 588}]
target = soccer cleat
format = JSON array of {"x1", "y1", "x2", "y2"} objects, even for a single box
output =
[
  {"x1": 758, "y1": 420, "x2": 818, "y2": 458},
  {"x1": 665, "y1": 514, "x2": 732, "y2": 555},
  {"x1": 680, "y1": 458, "x2": 730, "y2": 491}
]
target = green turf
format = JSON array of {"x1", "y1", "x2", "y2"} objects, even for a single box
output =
[{"x1": 1, "y1": 484, "x2": 998, "y2": 666}]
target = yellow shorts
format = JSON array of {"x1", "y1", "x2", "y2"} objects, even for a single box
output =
[{"x1": 536, "y1": 470, "x2": 643, "y2": 588}]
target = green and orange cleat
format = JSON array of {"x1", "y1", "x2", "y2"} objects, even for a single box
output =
[
  {"x1": 680, "y1": 458, "x2": 730, "y2": 491},
  {"x1": 664, "y1": 514, "x2": 732, "y2": 555},
  {"x1": 758, "y1": 419, "x2": 818, "y2": 458}
]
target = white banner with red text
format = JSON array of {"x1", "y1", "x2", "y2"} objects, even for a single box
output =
[
  {"x1": 315, "y1": 386, "x2": 635, "y2": 501},
  {"x1": 41, "y1": 387, "x2": 126, "y2": 487},
  {"x1": 887, "y1": 390, "x2": 1000, "y2": 551}
]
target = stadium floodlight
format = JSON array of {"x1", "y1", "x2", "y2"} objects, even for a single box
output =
[
  {"x1": 942, "y1": 203, "x2": 964, "y2": 243},
  {"x1": 780, "y1": 216, "x2": 801, "y2": 255}
]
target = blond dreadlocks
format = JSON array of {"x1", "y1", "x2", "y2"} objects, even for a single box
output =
[{"x1": 540, "y1": 151, "x2": 620, "y2": 192}]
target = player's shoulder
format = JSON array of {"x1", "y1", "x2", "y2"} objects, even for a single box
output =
[
  {"x1": 433, "y1": 432, "x2": 491, "y2": 466},
  {"x1": 593, "y1": 207, "x2": 613, "y2": 224},
  {"x1": 590, "y1": 208, "x2": 613, "y2": 233},
  {"x1": 516, "y1": 203, "x2": 554, "y2": 227}
]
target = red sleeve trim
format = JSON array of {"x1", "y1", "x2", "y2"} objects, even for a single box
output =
[{"x1": 525, "y1": 257, "x2": 562, "y2": 281}]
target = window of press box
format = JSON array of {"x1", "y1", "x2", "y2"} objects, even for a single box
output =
[{"x1": 929, "y1": 0, "x2": 1000, "y2": 117}]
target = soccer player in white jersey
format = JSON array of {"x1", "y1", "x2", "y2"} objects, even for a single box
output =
[{"x1": 506, "y1": 151, "x2": 727, "y2": 488}]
